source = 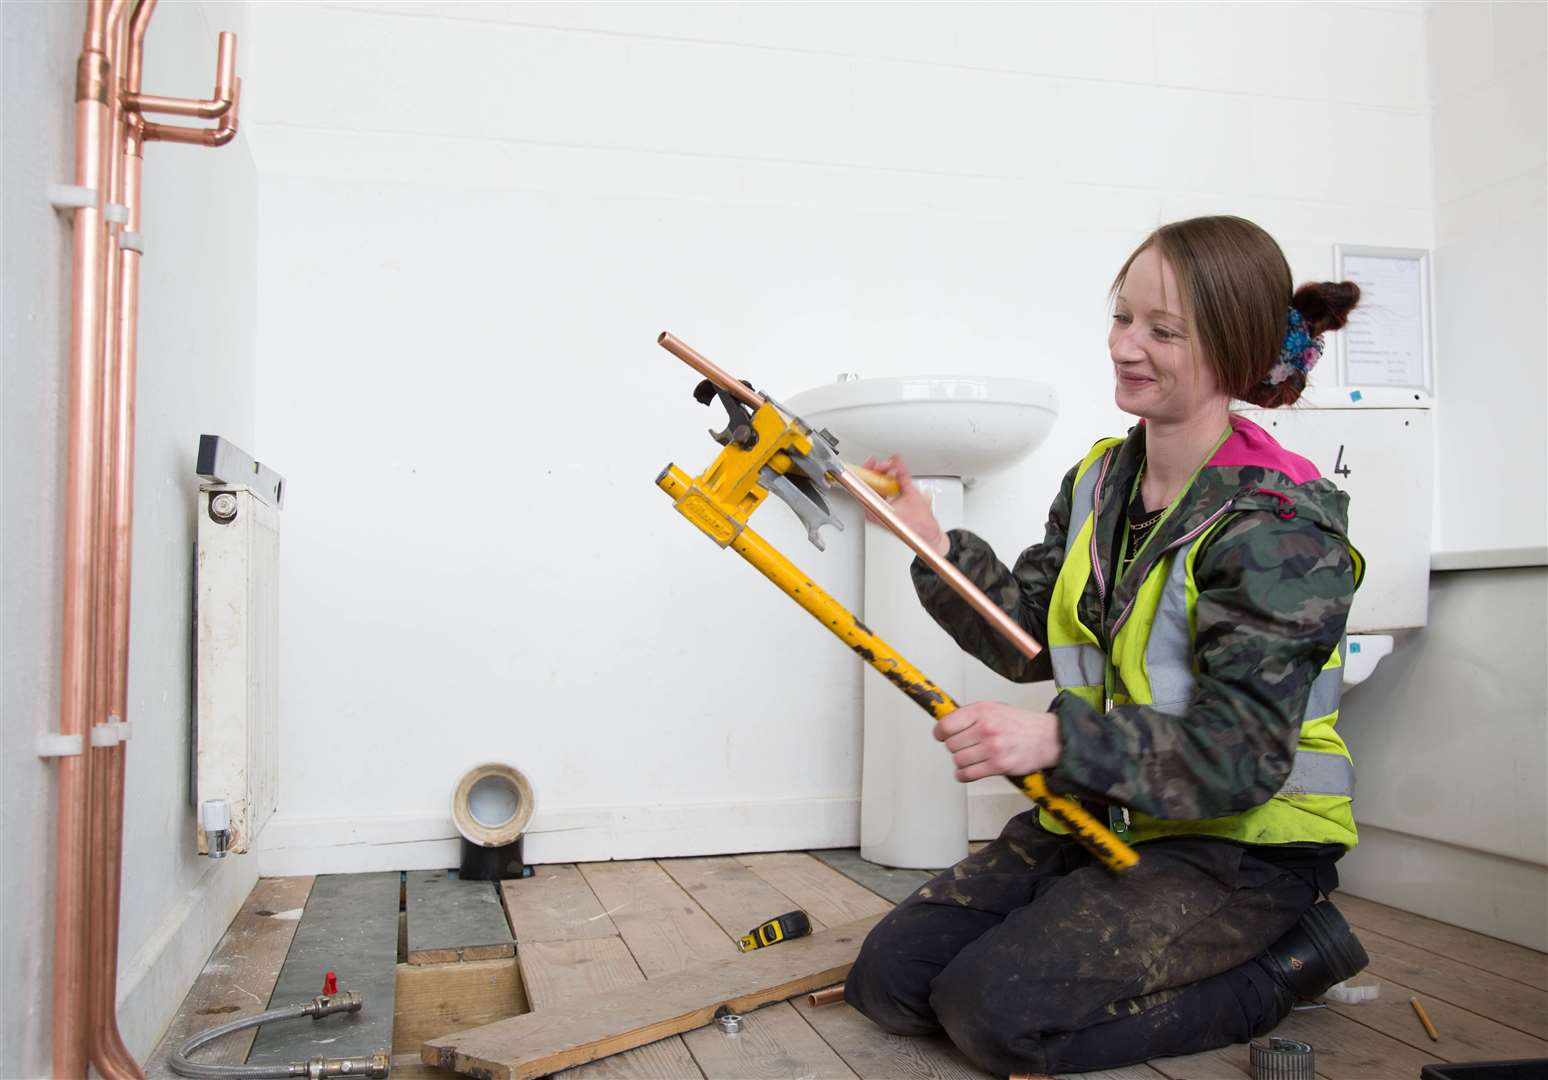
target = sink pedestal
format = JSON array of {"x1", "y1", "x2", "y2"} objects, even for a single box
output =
[{"x1": 861, "y1": 477, "x2": 970, "y2": 870}]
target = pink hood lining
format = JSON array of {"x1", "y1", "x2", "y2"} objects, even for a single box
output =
[{"x1": 1206, "y1": 415, "x2": 1322, "y2": 484}]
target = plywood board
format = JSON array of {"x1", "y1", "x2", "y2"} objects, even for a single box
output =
[
  {"x1": 145, "y1": 876, "x2": 314, "y2": 1079},
  {"x1": 809, "y1": 848, "x2": 935, "y2": 906},
  {"x1": 248, "y1": 872, "x2": 400, "y2": 1065},
  {"x1": 405, "y1": 870, "x2": 515, "y2": 964},
  {"x1": 393, "y1": 957, "x2": 528, "y2": 1053},
  {"x1": 423, "y1": 915, "x2": 883, "y2": 1079},
  {"x1": 499, "y1": 864, "x2": 617, "y2": 943},
  {"x1": 1336, "y1": 892, "x2": 1548, "y2": 991},
  {"x1": 736, "y1": 852, "x2": 892, "y2": 929}
]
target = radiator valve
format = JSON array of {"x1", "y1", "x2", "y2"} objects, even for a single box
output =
[{"x1": 201, "y1": 798, "x2": 231, "y2": 859}]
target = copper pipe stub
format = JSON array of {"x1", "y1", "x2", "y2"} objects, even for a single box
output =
[{"x1": 807, "y1": 985, "x2": 846, "y2": 1007}]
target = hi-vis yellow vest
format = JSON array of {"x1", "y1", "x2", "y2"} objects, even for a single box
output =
[{"x1": 1042, "y1": 438, "x2": 1359, "y2": 848}]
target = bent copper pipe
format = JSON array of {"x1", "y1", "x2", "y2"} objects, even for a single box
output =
[
  {"x1": 57, "y1": 5, "x2": 129, "y2": 1074},
  {"x1": 85, "y1": 4, "x2": 149, "y2": 1074},
  {"x1": 656, "y1": 332, "x2": 1042, "y2": 663},
  {"x1": 143, "y1": 77, "x2": 241, "y2": 147},
  {"x1": 123, "y1": 30, "x2": 233, "y2": 119}
]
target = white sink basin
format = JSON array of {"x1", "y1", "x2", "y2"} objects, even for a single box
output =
[{"x1": 784, "y1": 376, "x2": 1060, "y2": 479}]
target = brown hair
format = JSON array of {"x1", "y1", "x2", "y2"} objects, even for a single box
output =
[{"x1": 1110, "y1": 216, "x2": 1361, "y2": 408}]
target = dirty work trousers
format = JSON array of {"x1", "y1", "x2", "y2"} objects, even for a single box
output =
[{"x1": 844, "y1": 810, "x2": 1322, "y2": 1076}]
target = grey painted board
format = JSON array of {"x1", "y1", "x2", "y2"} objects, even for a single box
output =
[
  {"x1": 247, "y1": 872, "x2": 400, "y2": 1065},
  {"x1": 809, "y1": 849, "x2": 936, "y2": 905},
  {"x1": 406, "y1": 870, "x2": 516, "y2": 963}
]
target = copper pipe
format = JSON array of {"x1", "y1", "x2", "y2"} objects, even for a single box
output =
[
  {"x1": 56, "y1": 4, "x2": 128, "y2": 1073},
  {"x1": 142, "y1": 76, "x2": 240, "y2": 147},
  {"x1": 807, "y1": 985, "x2": 846, "y2": 1008},
  {"x1": 657, "y1": 333, "x2": 1042, "y2": 663},
  {"x1": 657, "y1": 332, "x2": 763, "y2": 409},
  {"x1": 124, "y1": 0, "x2": 156, "y2": 97},
  {"x1": 87, "y1": 5, "x2": 142, "y2": 1074},
  {"x1": 835, "y1": 469, "x2": 1041, "y2": 662},
  {"x1": 86, "y1": 7, "x2": 147, "y2": 1073},
  {"x1": 123, "y1": 30, "x2": 233, "y2": 118}
]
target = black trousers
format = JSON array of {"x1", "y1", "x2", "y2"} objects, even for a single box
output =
[{"x1": 844, "y1": 811, "x2": 1316, "y2": 1076}]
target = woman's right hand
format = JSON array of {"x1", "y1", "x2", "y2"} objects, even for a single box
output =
[{"x1": 863, "y1": 454, "x2": 950, "y2": 557}]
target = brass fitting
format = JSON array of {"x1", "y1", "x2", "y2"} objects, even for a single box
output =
[
  {"x1": 304, "y1": 1053, "x2": 389, "y2": 1079},
  {"x1": 303, "y1": 991, "x2": 363, "y2": 1017}
]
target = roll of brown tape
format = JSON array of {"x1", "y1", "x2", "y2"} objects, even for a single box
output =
[{"x1": 451, "y1": 763, "x2": 535, "y2": 848}]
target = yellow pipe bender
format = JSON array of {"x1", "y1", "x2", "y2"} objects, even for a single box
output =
[{"x1": 655, "y1": 333, "x2": 1138, "y2": 874}]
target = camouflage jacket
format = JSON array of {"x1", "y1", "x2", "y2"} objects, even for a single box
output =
[{"x1": 910, "y1": 420, "x2": 1358, "y2": 822}]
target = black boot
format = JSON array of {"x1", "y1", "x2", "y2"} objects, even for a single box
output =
[{"x1": 1260, "y1": 901, "x2": 1370, "y2": 1000}]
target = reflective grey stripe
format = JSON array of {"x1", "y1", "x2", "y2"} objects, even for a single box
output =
[
  {"x1": 1303, "y1": 662, "x2": 1343, "y2": 722},
  {"x1": 1143, "y1": 535, "x2": 1201, "y2": 713},
  {"x1": 1280, "y1": 750, "x2": 1356, "y2": 798},
  {"x1": 1064, "y1": 457, "x2": 1103, "y2": 556},
  {"x1": 1051, "y1": 644, "x2": 1105, "y2": 688}
]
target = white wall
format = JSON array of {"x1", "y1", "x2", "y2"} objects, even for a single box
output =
[
  {"x1": 2, "y1": 0, "x2": 260, "y2": 1068},
  {"x1": 1338, "y1": 567, "x2": 1548, "y2": 951},
  {"x1": 1425, "y1": 0, "x2": 1547, "y2": 562},
  {"x1": 1331, "y1": 1, "x2": 1548, "y2": 950},
  {"x1": 245, "y1": 1, "x2": 1438, "y2": 871}
]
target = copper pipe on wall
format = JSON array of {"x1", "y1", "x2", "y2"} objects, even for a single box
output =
[
  {"x1": 123, "y1": 30, "x2": 233, "y2": 119},
  {"x1": 86, "y1": 0, "x2": 135, "y2": 1053},
  {"x1": 142, "y1": 77, "x2": 241, "y2": 147},
  {"x1": 85, "y1": 0, "x2": 153, "y2": 1071},
  {"x1": 656, "y1": 333, "x2": 1043, "y2": 663},
  {"x1": 56, "y1": 3, "x2": 128, "y2": 1072}
]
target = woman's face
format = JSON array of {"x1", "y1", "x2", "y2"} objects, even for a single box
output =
[{"x1": 1108, "y1": 247, "x2": 1224, "y2": 424}]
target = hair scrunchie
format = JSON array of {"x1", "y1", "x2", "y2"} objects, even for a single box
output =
[{"x1": 1263, "y1": 307, "x2": 1325, "y2": 387}]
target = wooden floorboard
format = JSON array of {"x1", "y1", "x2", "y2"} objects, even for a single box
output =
[
  {"x1": 736, "y1": 852, "x2": 893, "y2": 929},
  {"x1": 1265, "y1": 1006, "x2": 1443, "y2": 1079},
  {"x1": 1336, "y1": 891, "x2": 1548, "y2": 991},
  {"x1": 809, "y1": 848, "x2": 935, "y2": 905},
  {"x1": 588, "y1": 859, "x2": 859, "y2": 1080},
  {"x1": 163, "y1": 856, "x2": 1548, "y2": 1080},
  {"x1": 500, "y1": 864, "x2": 618, "y2": 943},
  {"x1": 405, "y1": 869, "x2": 515, "y2": 964},
  {"x1": 392, "y1": 956, "x2": 528, "y2": 1054},
  {"x1": 144, "y1": 876, "x2": 314, "y2": 1079},
  {"x1": 1357, "y1": 925, "x2": 1548, "y2": 1039},
  {"x1": 502, "y1": 863, "x2": 703, "y2": 1079},
  {"x1": 422, "y1": 914, "x2": 884, "y2": 1080},
  {"x1": 661, "y1": 855, "x2": 830, "y2": 936},
  {"x1": 791, "y1": 995, "x2": 993, "y2": 1080},
  {"x1": 1326, "y1": 971, "x2": 1548, "y2": 1062}
]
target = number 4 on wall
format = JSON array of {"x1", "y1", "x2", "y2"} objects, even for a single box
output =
[{"x1": 1333, "y1": 444, "x2": 1352, "y2": 478}]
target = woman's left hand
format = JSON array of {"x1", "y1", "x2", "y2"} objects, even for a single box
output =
[{"x1": 933, "y1": 702, "x2": 1062, "y2": 782}]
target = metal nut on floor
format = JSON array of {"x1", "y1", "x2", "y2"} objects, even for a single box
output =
[{"x1": 715, "y1": 1013, "x2": 743, "y2": 1034}]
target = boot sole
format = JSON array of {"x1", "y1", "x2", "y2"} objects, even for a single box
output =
[{"x1": 1303, "y1": 902, "x2": 1370, "y2": 983}]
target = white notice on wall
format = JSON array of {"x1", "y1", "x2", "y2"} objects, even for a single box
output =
[{"x1": 1340, "y1": 252, "x2": 1428, "y2": 388}]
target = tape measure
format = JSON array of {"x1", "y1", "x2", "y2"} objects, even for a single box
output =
[{"x1": 739, "y1": 910, "x2": 811, "y2": 952}]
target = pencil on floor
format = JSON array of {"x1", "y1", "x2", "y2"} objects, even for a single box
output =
[{"x1": 1410, "y1": 995, "x2": 1440, "y2": 1041}]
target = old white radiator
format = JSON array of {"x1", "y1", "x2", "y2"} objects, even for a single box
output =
[{"x1": 194, "y1": 435, "x2": 284, "y2": 857}]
